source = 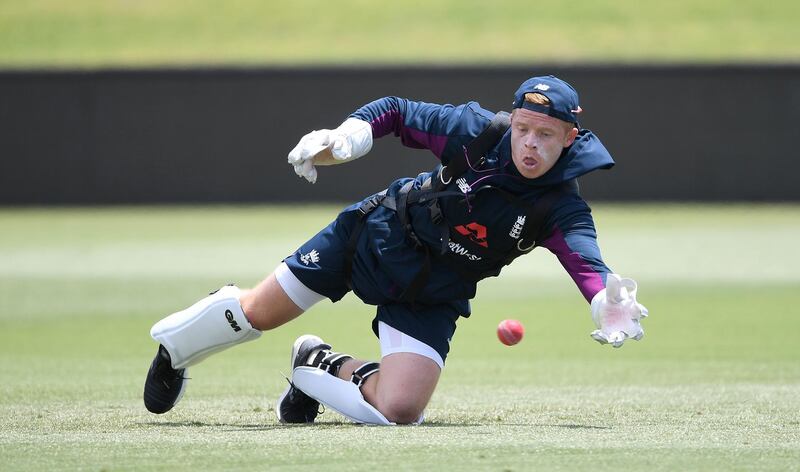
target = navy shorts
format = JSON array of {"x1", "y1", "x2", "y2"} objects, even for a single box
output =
[{"x1": 283, "y1": 203, "x2": 468, "y2": 363}]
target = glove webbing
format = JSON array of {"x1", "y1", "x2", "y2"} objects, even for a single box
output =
[
  {"x1": 309, "y1": 350, "x2": 353, "y2": 377},
  {"x1": 351, "y1": 362, "x2": 380, "y2": 388}
]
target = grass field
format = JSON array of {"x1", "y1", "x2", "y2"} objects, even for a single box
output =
[
  {"x1": 1, "y1": 0, "x2": 799, "y2": 67},
  {"x1": 1, "y1": 204, "x2": 799, "y2": 471}
]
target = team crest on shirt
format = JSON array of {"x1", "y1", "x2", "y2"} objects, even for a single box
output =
[
  {"x1": 509, "y1": 215, "x2": 526, "y2": 239},
  {"x1": 300, "y1": 249, "x2": 320, "y2": 265}
]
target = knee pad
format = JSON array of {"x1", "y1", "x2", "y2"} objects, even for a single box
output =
[
  {"x1": 292, "y1": 365, "x2": 393, "y2": 425},
  {"x1": 293, "y1": 357, "x2": 424, "y2": 425},
  {"x1": 150, "y1": 285, "x2": 261, "y2": 369}
]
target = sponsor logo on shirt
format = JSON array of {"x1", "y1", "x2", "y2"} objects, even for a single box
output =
[
  {"x1": 454, "y1": 222, "x2": 488, "y2": 248},
  {"x1": 448, "y1": 241, "x2": 482, "y2": 261}
]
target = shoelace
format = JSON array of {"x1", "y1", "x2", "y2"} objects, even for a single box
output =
[
  {"x1": 159, "y1": 372, "x2": 189, "y2": 390},
  {"x1": 154, "y1": 356, "x2": 189, "y2": 389},
  {"x1": 282, "y1": 377, "x2": 325, "y2": 418}
]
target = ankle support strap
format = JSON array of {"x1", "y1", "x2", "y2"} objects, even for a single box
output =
[
  {"x1": 310, "y1": 350, "x2": 353, "y2": 377},
  {"x1": 351, "y1": 362, "x2": 380, "y2": 388}
]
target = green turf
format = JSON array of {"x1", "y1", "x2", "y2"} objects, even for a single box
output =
[
  {"x1": 1, "y1": 0, "x2": 798, "y2": 67},
  {"x1": 0, "y1": 204, "x2": 798, "y2": 471}
]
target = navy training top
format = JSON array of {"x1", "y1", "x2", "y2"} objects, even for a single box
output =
[{"x1": 349, "y1": 97, "x2": 615, "y2": 305}]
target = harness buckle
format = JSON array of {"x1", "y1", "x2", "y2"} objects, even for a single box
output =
[
  {"x1": 439, "y1": 166, "x2": 453, "y2": 185},
  {"x1": 517, "y1": 239, "x2": 536, "y2": 252},
  {"x1": 357, "y1": 194, "x2": 385, "y2": 216}
]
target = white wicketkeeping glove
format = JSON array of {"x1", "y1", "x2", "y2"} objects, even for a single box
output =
[
  {"x1": 590, "y1": 274, "x2": 649, "y2": 348},
  {"x1": 287, "y1": 118, "x2": 373, "y2": 184}
]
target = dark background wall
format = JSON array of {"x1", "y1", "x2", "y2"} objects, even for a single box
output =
[{"x1": 1, "y1": 65, "x2": 798, "y2": 204}]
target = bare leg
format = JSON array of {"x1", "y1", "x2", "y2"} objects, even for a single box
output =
[
  {"x1": 239, "y1": 272, "x2": 305, "y2": 331},
  {"x1": 338, "y1": 353, "x2": 440, "y2": 424}
]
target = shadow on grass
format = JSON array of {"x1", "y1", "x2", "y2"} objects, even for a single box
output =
[
  {"x1": 140, "y1": 420, "x2": 371, "y2": 431},
  {"x1": 140, "y1": 421, "x2": 354, "y2": 431},
  {"x1": 545, "y1": 423, "x2": 611, "y2": 430},
  {"x1": 416, "y1": 421, "x2": 611, "y2": 430},
  {"x1": 141, "y1": 420, "x2": 610, "y2": 430},
  {"x1": 141, "y1": 420, "x2": 485, "y2": 430}
]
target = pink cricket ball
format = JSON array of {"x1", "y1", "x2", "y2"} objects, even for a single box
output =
[{"x1": 497, "y1": 319, "x2": 525, "y2": 346}]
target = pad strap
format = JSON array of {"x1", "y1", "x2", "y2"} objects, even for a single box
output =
[
  {"x1": 310, "y1": 349, "x2": 353, "y2": 377},
  {"x1": 351, "y1": 362, "x2": 380, "y2": 388}
]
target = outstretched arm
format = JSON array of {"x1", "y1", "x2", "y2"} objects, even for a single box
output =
[
  {"x1": 350, "y1": 97, "x2": 490, "y2": 160},
  {"x1": 540, "y1": 200, "x2": 649, "y2": 348},
  {"x1": 539, "y1": 201, "x2": 610, "y2": 303},
  {"x1": 288, "y1": 97, "x2": 494, "y2": 183}
]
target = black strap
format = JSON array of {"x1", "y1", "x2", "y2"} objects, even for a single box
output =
[
  {"x1": 311, "y1": 350, "x2": 354, "y2": 377},
  {"x1": 397, "y1": 244, "x2": 431, "y2": 305},
  {"x1": 395, "y1": 181, "x2": 417, "y2": 246},
  {"x1": 343, "y1": 192, "x2": 387, "y2": 289},
  {"x1": 351, "y1": 362, "x2": 380, "y2": 388},
  {"x1": 341, "y1": 184, "x2": 433, "y2": 305},
  {"x1": 440, "y1": 111, "x2": 511, "y2": 185}
]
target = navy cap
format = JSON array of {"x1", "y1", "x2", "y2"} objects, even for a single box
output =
[{"x1": 512, "y1": 75, "x2": 582, "y2": 124}]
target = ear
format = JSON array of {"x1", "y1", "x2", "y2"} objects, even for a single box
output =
[{"x1": 563, "y1": 126, "x2": 579, "y2": 147}]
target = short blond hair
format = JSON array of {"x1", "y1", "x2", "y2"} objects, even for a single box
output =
[
  {"x1": 516, "y1": 92, "x2": 575, "y2": 132},
  {"x1": 524, "y1": 92, "x2": 550, "y2": 105}
]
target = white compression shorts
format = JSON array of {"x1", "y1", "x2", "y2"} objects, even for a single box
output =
[
  {"x1": 274, "y1": 262, "x2": 326, "y2": 311},
  {"x1": 274, "y1": 262, "x2": 444, "y2": 369},
  {"x1": 377, "y1": 321, "x2": 444, "y2": 369}
]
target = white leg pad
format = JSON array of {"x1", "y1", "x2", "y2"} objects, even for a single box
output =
[
  {"x1": 150, "y1": 285, "x2": 261, "y2": 369},
  {"x1": 291, "y1": 366, "x2": 394, "y2": 425}
]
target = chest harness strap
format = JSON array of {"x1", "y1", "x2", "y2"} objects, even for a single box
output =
[{"x1": 342, "y1": 111, "x2": 572, "y2": 304}]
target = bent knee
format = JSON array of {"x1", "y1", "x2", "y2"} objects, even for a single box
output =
[{"x1": 379, "y1": 401, "x2": 424, "y2": 424}]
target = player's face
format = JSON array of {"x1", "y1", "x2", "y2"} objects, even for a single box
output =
[{"x1": 510, "y1": 109, "x2": 578, "y2": 179}]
